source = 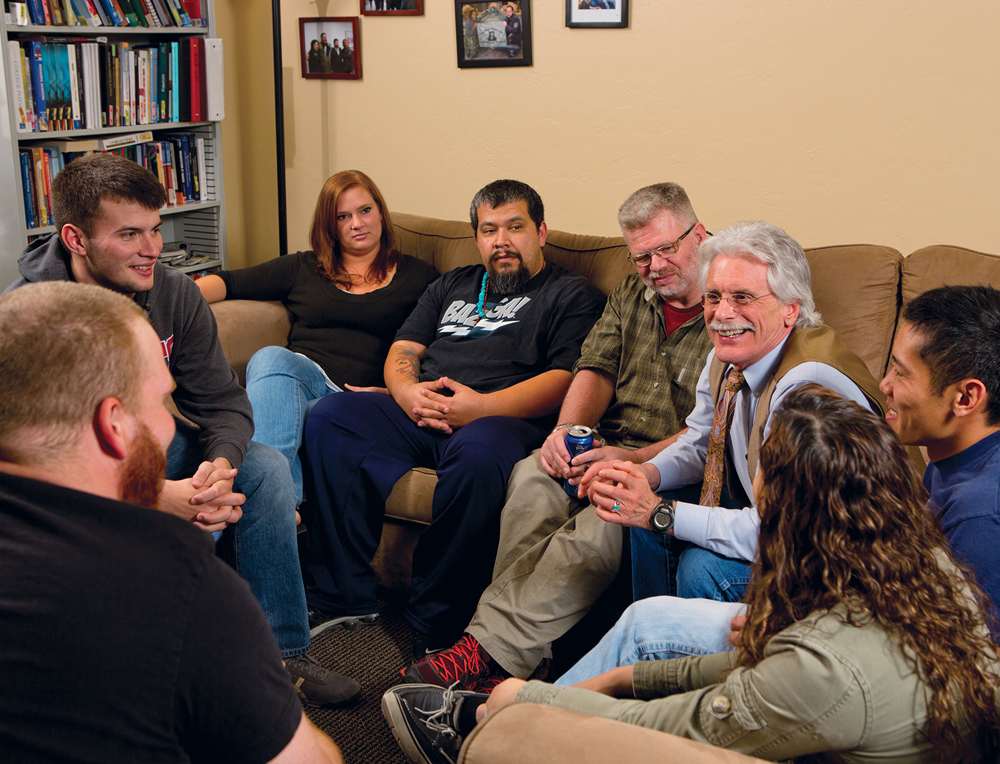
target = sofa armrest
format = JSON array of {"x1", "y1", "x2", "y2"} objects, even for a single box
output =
[
  {"x1": 459, "y1": 704, "x2": 769, "y2": 764},
  {"x1": 210, "y1": 300, "x2": 291, "y2": 384}
]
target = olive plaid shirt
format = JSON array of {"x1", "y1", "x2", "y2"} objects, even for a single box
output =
[{"x1": 573, "y1": 273, "x2": 711, "y2": 450}]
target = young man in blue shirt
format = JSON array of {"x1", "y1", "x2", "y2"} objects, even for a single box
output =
[{"x1": 880, "y1": 284, "x2": 1000, "y2": 633}]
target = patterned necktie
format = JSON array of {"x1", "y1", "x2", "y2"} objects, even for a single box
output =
[{"x1": 699, "y1": 366, "x2": 745, "y2": 507}]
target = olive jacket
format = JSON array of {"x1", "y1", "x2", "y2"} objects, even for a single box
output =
[{"x1": 517, "y1": 602, "x2": 998, "y2": 762}]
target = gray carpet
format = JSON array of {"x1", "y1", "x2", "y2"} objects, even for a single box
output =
[{"x1": 305, "y1": 606, "x2": 414, "y2": 764}]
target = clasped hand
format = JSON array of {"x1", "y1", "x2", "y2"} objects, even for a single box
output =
[
  {"x1": 397, "y1": 376, "x2": 485, "y2": 434},
  {"x1": 586, "y1": 460, "x2": 661, "y2": 528},
  {"x1": 159, "y1": 458, "x2": 246, "y2": 533}
]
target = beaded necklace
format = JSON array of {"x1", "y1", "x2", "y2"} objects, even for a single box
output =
[{"x1": 475, "y1": 272, "x2": 489, "y2": 318}]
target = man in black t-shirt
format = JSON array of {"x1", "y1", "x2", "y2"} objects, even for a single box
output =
[
  {"x1": 0, "y1": 282, "x2": 343, "y2": 763},
  {"x1": 304, "y1": 179, "x2": 604, "y2": 651},
  {"x1": 9, "y1": 153, "x2": 356, "y2": 706}
]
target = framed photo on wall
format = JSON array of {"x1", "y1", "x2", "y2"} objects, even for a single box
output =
[
  {"x1": 455, "y1": 2, "x2": 532, "y2": 69},
  {"x1": 300, "y1": 17, "x2": 362, "y2": 79},
  {"x1": 566, "y1": 0, "x2": 628, "y2": 28},
  {"x1": 361, "y1": 1, "x2": 423, "y2": 16}
]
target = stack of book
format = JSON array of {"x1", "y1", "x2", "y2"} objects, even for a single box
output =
[
  {"x1": 7, "y1": 36, "x2": 217, "y2": 132},
  {"x1": 12, "y1": 0, "x2": 205, "y2": 28},
  {"x1": 19, "y1": 129, "x2": 211, "y2": 229}
]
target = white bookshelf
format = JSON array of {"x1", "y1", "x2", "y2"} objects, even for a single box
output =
[{"x1": 0, "y1": 2, "x2": 225, "y2": 286}]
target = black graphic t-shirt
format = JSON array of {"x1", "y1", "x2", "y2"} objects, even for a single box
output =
[{"x1": 395, "y1": 263, "x2": 604, "y2": 394}]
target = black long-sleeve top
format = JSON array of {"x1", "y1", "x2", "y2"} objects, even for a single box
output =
[{"x1": 219, "y1": 251, "x2": 438, "y2": 387}]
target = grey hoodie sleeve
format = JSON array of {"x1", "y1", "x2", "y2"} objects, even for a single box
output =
[
  {"x1": 9, "y1": 237, "x2": 252, "y2": 468},
  {"x1": 149, "y1": 267, "x2": 253, "y2": 469}
]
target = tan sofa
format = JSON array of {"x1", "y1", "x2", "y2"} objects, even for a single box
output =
[{"x1": 210, "y1": 215, "x2": 1000, "y2": 587}]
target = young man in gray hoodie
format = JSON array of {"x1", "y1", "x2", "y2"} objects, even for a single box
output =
[{"x1": 8, "y1": 152, "x2": 357, "y2": 707}]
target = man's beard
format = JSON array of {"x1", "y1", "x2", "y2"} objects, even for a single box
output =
[
  {"x1": 119, "y1": 423, "x2": 166, "y2": 509},
  {"x1": 487, "y1": 251, "x2": 531, "y2": 296}
]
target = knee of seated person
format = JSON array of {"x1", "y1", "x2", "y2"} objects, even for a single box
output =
[
  {"x1": 241, "y1": 442, "x2": 294, "y2": 491},
  {"x1": 303, "y1": 387, "x2": 357, "y2": 429},
  {"x1": 616, "y1": 597, "x2": 668, "y2": 639},
  {"x1": 245, "y1": 345, "x2": 291, "y2": 382},
  {"x1": 445, "y1": 435, "x2": 516, "y2": 473}
]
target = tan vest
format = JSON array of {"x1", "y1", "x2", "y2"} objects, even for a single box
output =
[{"x1": 708, "y1": 325, "x2": 885, "y2": 480}]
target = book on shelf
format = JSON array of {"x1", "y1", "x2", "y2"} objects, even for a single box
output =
[
  {"x1": 17, "y1": 131, "x2": 209, "y2": 231},
  {"x1": 11, "y1": 0, "x2": 205, "y2": 27},
  {"x1": 9, "y1": 3, "x2": 31, "y2": 25},
  {"x1": 203, "y1": 36, "x2": 221, "y2": 121},
  {"x1": 11, "y1": 37, "x2": 218, "y2": 132}
]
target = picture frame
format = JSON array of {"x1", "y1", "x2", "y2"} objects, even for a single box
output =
[
  {"x1": 455, "y1": 2, "x2": 532, "y2": 69},
  {"x1": 360, "y1": 1, "x2": 424, "y2": 16},
  {"x1": 300, "y1": 17, "x2": 362, "y2": 79},
  {"x1": 565, "y1": 0, "x2": 628, "y2": 29}
]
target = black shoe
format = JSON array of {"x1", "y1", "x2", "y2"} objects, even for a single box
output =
[
  {"x1": 381, "y1": 682, "x2": 488, "y2": 764},
  {"x1": 307, "y1": 607, "x2": 378, "y2": 638},
  {"x1": 285, "y1": 654, "x2": 361, "y2": 707},
  {"x1": 411, "y1": 632, "x2": 450, "y2": 661}
]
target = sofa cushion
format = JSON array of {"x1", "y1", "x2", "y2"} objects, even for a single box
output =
[
  {"x1": 385, "y1": 468, "x2": 436, "y2": 525},
  {"x1": 393, "y1": 212, "x2": 481, "y2": 274},
  {"x1": 902, "y1": 245, "x2": 1000, "y2": 303},
  {"x1": 211, "y1": 299, "x2": 291, "y2": 384},
  {"x1": 392, "y1": 212, "x2": 632, "y2": 295},
  {"x1": 544, "y1": 230, "x2": 632, "y2": 296},
  {"x1": 803, "y1": 245, "x2": 902, "y2": 380}
]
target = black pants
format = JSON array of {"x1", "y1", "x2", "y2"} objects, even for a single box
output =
[{"x1": 303, "y1": 392, "x2": 546, "y2": 641}]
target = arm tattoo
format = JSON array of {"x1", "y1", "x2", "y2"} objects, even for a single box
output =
[{"x1": 393, "y1": 349, "x2": 420, "y2": 382}]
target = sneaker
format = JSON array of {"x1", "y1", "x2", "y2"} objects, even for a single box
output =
[
  {"x1": 401, "y1": 633, "x2": 510, "y2": 693},
  {"x1": 307, "y1": 607, "x2": 379, "y2": 638},
  {"x1": 411, "y1": 632, "x2": 450, "y2": 660},
  {"x1": 285, "y1": 654, "x2": 361, "y2": 706},
  {"x1": 381, "y1": 682, "x2": 487, "y2": 764}
]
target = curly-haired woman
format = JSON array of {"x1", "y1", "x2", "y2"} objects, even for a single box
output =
[{"x1": 384, "y1": 384, "x2": 999, "y2": 762}]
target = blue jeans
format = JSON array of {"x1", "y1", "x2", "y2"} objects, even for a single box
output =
[
  {"x1": 245, "y1": 346, "x2": 341, "y2": 505},
  {"x1": 630, "y1": 485, "x2": 753, "y2": 603},
  {"x1": 555, "y1": 597, "x2": 745, "y2": 685},
  {"x1": 166, "y1": 421, "x2": 309, "y2": 658}
]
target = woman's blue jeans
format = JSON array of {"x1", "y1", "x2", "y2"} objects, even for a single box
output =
[
  {"x1": 555, "y1": 597, "x2": 745, "y2": 685},
  {"x1": 245, "y1": 346, "x2": 341, "y2": 505}
]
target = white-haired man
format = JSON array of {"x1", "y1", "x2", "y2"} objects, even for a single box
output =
[{"x1": 401, "y1": 221, "x2": 884, "y2": 696}]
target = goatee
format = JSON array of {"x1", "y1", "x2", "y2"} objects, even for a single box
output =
[{"x1": 487, "y1": 252, "x2": 530, "y2": 296}]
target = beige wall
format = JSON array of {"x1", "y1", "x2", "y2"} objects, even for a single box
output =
[
  {"x1": 216, "y1": 0, "x2": 279, "y2": 268},
  {"x1": 223, "y1": 1, "x2": 1000, "y2": 264}
]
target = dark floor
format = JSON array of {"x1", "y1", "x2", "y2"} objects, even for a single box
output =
[
  {"x1": 306, "y1": 604, "x2": 413, "y2": 764},
  {"x1": 302, "y1": 565, "x2": 631, "y2": 763}
]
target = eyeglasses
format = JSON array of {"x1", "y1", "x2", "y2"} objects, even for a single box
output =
[
  {"x1": 702, "y1": 290, "x2": 774, "y2": 308},
  {"x1": 626, "y1": 222, "x2": 698, "y2": 267}
]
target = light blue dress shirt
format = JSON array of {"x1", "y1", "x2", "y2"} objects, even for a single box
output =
[{"x1": 647, "y1": 333, "x2": 874, "y2": 561}]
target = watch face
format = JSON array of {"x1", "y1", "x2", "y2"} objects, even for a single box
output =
[{"x1": 651, "y1": 502, "x2": 673, "y2": 532}]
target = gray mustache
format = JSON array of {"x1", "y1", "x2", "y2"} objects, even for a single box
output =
[{"x1": 709, "y1": 321, "x2": 754, "y2": 332}]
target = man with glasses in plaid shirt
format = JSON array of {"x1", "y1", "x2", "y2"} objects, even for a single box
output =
[{"x1": 404, "y1": 182, "x2": 713, "y2": 680}]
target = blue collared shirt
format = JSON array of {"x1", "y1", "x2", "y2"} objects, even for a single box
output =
[{"x1": 647, "y1": 333, "x2": 873, "y2": 561}]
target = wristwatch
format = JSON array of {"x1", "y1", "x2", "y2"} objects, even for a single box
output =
[{"x1": 650, "y1": 500, "x2": 676, "y2": 534}]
